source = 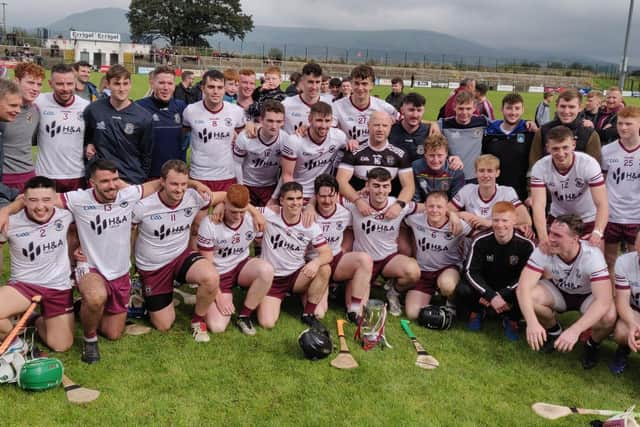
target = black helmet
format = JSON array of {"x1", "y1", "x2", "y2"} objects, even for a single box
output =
[
  {"x1": 298, "y1": 328, "x2": 332, "y2": 360},
  {"x1": 418, "y1": 305, "x2": 454, "y2": 330}
]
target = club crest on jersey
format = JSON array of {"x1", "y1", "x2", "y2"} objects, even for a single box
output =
[
  {"x1": 224, "y1": 118, "x2": 233, "y2": 126},
  {"x1": 245, "y1": 230, "x2": 255, "y2": 240},
  {"x1": 174, "y1": 113, "x2": 181, "y2": 124},
  {"x1": 574, "y1": 178, "x2": 585, "y2": 188},
  {"x1": 184, "y1": 208, "x2": 193, "y2": 217},
  {"x1": 54, "y1": 219, "x2": 64, "y2": 231},
  {"x1": 124, "y1": 123, "x2": 135, "y2": 135},
  {"x1": 152, "y1": 113, "x2": 160, "y2": 122},
  {"x1": 96, "y1": 121, "x2": 106, "y2": 130},
  {"x1": 444, "y1": 232, "x2": 453, "y2": 240},
  {"x1": 509, "y1": 255, "x2": 519, "y2": 265},
  {"x1": 486, "y1": 254, "x2": 494, "y2": 262},
  {"x1": 336, "y1": 222, "x2": 344, "y2": 231},
  {"x1": 517, "y1": 134, "x2": 525, "y2": 143},
  {"x1": 416, "y1": 145, "x2": 424, "y2": 155},
  {"x1": 473, "y1": 129, "x2": 483, "y2": 137}
]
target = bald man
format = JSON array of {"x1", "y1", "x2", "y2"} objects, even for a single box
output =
[{"x1": 337, "y1": 111, "x2": 414, "y2": 219}]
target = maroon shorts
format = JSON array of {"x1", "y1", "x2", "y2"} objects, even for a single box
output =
[
  {"x1": 372, "y1": 253, "x2": 401, "y2": 280},
  {"x1": 267, "y1": 268, "x2": 303, "y2": 300},
  {"x1": 88, "y1": 269, "x2": 132, "y2": 315},
  {"x1": 195, "y1": 177, "x2": 237, "y2": 192},
  {"x1": 247, "y1": 185, "x2": 276, "y2": 207},
  {"x1": 137, "y1": 249, "x2": 203, "y2": 297},
  {"x1": 547, "y1": 215, "x2": 594, "y2": 237},
  {"x1": 219, "y1": 257, "x2": 250, "y2": 293},
  {"x1": 604, "y1": 222, "x2": 640, "y2": 245},
  {"x1": 414, "y1": 266, "x2": 458, "y2": 295},
  {"x1": 560, "y1": 290, "x2": 591, "y2": 312},
  {"x1": 53, "y1": 177, "x2": 85, "y2": 193},
  {"x1": 329, "y1": 251, "x2": 345, "y2": 280},
  {"x1": 8, "y1": 281, "x2": 73, "y2": 318},
  {"x1": 3, "y1": 170, "x2": 36, "y2": 193}
]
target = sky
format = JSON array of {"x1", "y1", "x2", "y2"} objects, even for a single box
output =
[{"x1": 7, "y1": 0, "x2": 640, "y2": 62}]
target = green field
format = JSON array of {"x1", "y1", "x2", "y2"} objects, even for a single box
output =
[{"x1": 2, "y1": 71, "x2": 640, "y2": 426}]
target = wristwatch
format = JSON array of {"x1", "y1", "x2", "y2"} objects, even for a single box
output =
[{"x1": 395, "y1": 200, "x2": 406, "y2": 209}]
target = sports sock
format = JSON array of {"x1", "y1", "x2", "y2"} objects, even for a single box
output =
[
  {"x1": 239, "y1": 305, "x2": 253, "y2": 317},
  {"x1": 546, "y1": 323, "x2": 562, "y2": 336},
  {"x1": 191, "y1": 313, "x2": 205, "y2": 324},
  {"x1": 348, "y1": 297, "x2": 362, "y2": 313},
  {"x1": 586, "y1": 337, "x2": 600, "y2": 348},
  {"x1": 83, "y1": 334, "x2": 98, "y2": 343},
  {"x1": 303, "y1": 302, "x2": 317, "y2": 315}
]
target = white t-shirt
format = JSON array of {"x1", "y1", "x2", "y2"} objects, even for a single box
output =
[
  {"x1": 601, "y1": 140, "x2": 640, "y2": 224},
  {"x1": 182, "y1": 100, "x2": 245, "y2": 180},
  {"x1": 343, "y1": 197, "x2": 416, "y2": 261},
  {"x1": 63, "y1": 185, "x2": 143, "y2": 280},
  {"x1": 0, "y1": 208, "x2": 73, "y2": 290},
  {"x1": 232, "y1": 129, "x2": 284, "y2": 187},
  {"x1": 451, "y1": 184, "x2": 522, "y2": 218},
  {"x1": 332, "y1": 96, "x2": 399, "y2": 144},
  {"x1": 614, "y1": 251, "x2": 640, "y2": 310},
  {"x1": 35, "y1": 93, "x2": 89, "y2": 179},
  {"x1": 530, "y1": 152, "x2": 604, "y2": 222},
  {"x1": 260, "y1": 207, "x2": 327, "y2": 276},
  {"x1": 197, "y1": 212, "x2": 256, "y2": 274},
  {"x1": 526, "y1": 241, "x2": 609, "y2": 295},
  {"x1": 280, "y1": 128, "x2": 348, "y2": 198},
  {"x1": 404, "y1": 213, "x2": 471, "y2": 272},
  {"x1": 132, "y1": 189, "x2": 209, "y2": 271}
]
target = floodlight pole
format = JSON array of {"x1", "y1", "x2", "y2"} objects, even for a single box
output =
[
  {"x1": 619, "y1": 0, "x2": 635, "y2": 89},
  {"x1": 0, "y1": 3, "x2": 6, "y2": 43}
]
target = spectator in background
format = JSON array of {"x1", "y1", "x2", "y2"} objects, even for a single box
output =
[
  {"x1": 534, "y1": 91, "x2": 553, "y2": 127},
  {"x1": 320, "y1": 74, "x2": 333, "y2": 102},
  {"x1": 72, "y1": 61, "x2": 98, "y2": 102},
  {"x1": 173, "y1": 71, "x2": 199, "y2": 105},
  {"x1": 2, "y1": 62, "x2": 43, "y2": 192},
  {"x1": 329, "y1": 77, "x2": 341, "y2": 100},
  {"x1": 474, "y1": 83, "x2": 495, "y2": 121},
  {"x1": 237, "y1": 69, "x2": 257, "y2": 113},
  {"x1": 385, "y1": 77, "x2": 405, "y2": 112},
  {"x1": 223, "y1": 68, "x2": 240, "y2": 104},
  {"x1": 285, "y1": 71, "x2": 301, "y2": 97},
  {"x1": 338, "y1": 77, "x2": 352, "y2": 100},
  {"x1": 97, "y1": 75, "x2": 111, "y2": 99},
  {"x1": 247, "y1": 66, "x2": 286, "y2": 121},
  {"x1": 441, "y1": 78, "x2": 477, "y2": 119},
  {"x1": 583, "y1": 90, "x2": 603, "y2": 123},
  {"x1": 585, "y1": 86, "x2": 624, "y2": 145}
]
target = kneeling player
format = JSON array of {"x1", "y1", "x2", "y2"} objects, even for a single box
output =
[
  {"x1": 455, "y1": 202, "x2": 534, "y2": 339},
  {"x1": 133, "y1": 160, "x2": 220, "y2": 342},
  {"x1": 609, "y1": 231, "x2": 640, "y2": 374},
  {"x1": 517, "y1": 215, "x2": 616, "y2": 369},
  {"x1": 258, "y1": 182, "x2": 332, "y2": 332},
  {"x1": 404, "y1": 191, "x2": 471, "y2": 320},
  {"x1": 0, "y1": 177, "x2": 74, "y2": 352},
  {"x1": 197, "y1": 184, "x2": 274, "y2": 335},
  {"x1": 312, "y1": 174, "x2": 372, "y2": 323}
]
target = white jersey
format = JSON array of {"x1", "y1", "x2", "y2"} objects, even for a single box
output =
[
  {"x1": 0, "y1": 209, "x2": 73, "y2": 290},
  {"x1": 132, "y1": 189, "x2": 209, "y2": 271},
  {"x1": 63, "y1": 185, "x2": 143, "y2": 280},
  {"x1": 197, "y1": 212, "x2": 256, "y2": 274},
  {"x1": 614, "y1": 251, "x2": 640, "y2": 310},
  {"x1": 526, "y1": 241, "x2": 609, "y2": 295},
  {"x1": 35, "y1": 93, "x2": 89, "y2": 179},
  {"x1": 344, "y1": 197, "x2": 416, "y2": 261},
  {"x1": 281, "y1": 128, "x2": 348, "y2": 198},
  {"x1": 282, "y1": 95, "x2": 327, "y2": 135},
  {"x1": 315, "y1": 204, "x2": 352, "y2": 255},
  {"x1": 320, "y1": 94, "x2": 334, "y2": 104},
  {"x1": 260, "y1": 207, "x2": 327, "y2": 276},
  {"x1": 183, "y1": 101, "x2": 245, "y2": 180},
  {"x1": 232, "y1": 129, "x2": 284, "y2": 187},
  {"x1": 530, "y1": 152, "x2": 604, "y2": 222},
  {"x1": 451, "y1": 184, "x2": 522, "y2": 217},
  {"x1": 601, "y1": 141, "x2": 640, "y2": 223},
  {"x1": 404, "y1": 213, "x2": 471, "y2": 272},
  {"x1": 332, "y1": 96, "x2": 400, "y2": 144}
]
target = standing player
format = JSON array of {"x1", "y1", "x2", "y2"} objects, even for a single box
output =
[
  {"x1": 35, "y1": 64, "x2": 89, "y2": 192},
  {"x1": 197, "y1": 184, "x2": 273, "y2": 335},
  {"x1": 389, "y1": 92, "x2": 442, "y2": 163},
  {"x1": 84, "y1": 65, "x2": 153, "y2": 184},
  {"x1": 282, "y1": 63, "x2": 326, "y2": 134},
  {"x1": 312, "y1": 174, "x2": 372, "y2": 322},
  {"x1": 3, "y1": 62, "x2": 44, "y2": 192},
  {"x1": 0, "y1": 177, "x2": 75, "y2": 352},
  {"x1": 233, "y1": 100, "x2": 285, "y2": 206},
  {"x1": 404, "y1": 191, "x2": 471, "y2": 320},
  {"x1": 277, "y1": 101, "x2": 350, "y2": 201},
  {"x1": 257, "y1": 182, "x2": 332, "y2": 332},
  {"x1": 455, "y1": 202, "x2": 534, "y2": 338},
  {"x1": 530, "y1": 126, "x2": 608, "y2": 250},
  {"x1": 332, "y1": 65, "x2": 399, "y2": 145},
  {"x1": 136, "y1": 65, "x2": 187, "y2": 179},
  {"x1": 343, "y1": 167, "x2": 421, "y2": 316},
  {"x1": 182, "y1": 69, "x2": 246, "y2": 192},
  {"x1": 517, "y1": 215, "x2": 616, "y2": 368},
  {"x1": 482, "y1": 93, "x2": 535, "y2": 202},
  {"x1": 132, "y1": 160, "x2": 221, "y2": 341},
  {"x1": 601, "y1": 106, "x2": 640, "y2": 273}
]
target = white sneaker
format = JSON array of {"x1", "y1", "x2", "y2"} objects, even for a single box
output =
[
  {"x1": 191, "y1": 321, "x2": 210, "y2": 343},
  {"x1": 386, "y1": 282, "x2": 402, "y2": 317}
]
